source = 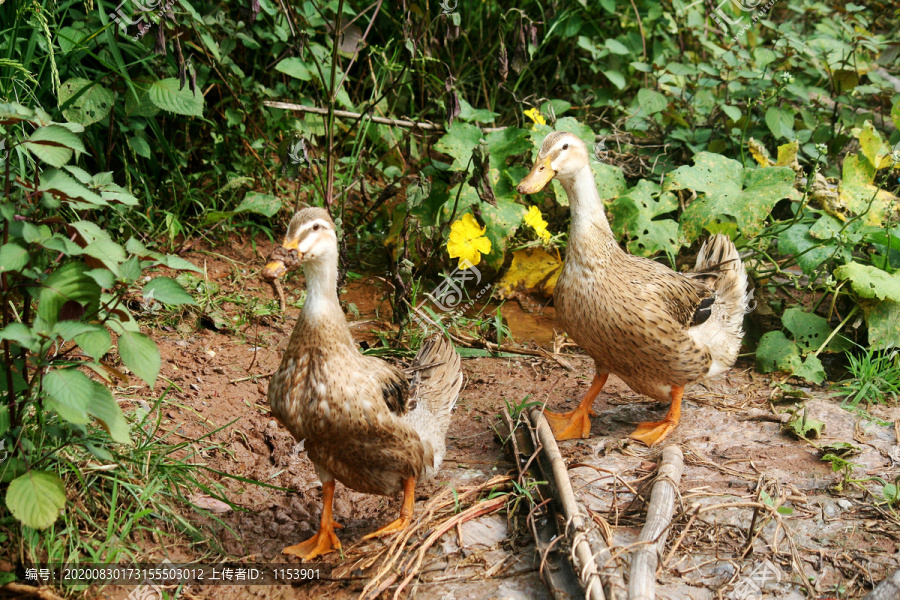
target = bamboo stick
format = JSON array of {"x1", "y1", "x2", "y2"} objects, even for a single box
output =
[{"x1": 628, "y1": 445, "x2": 684, "y2": 600}]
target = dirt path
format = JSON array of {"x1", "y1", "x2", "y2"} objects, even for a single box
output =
[{"x1": 106, "y1": 240, "x2": 899, "y2": 599}]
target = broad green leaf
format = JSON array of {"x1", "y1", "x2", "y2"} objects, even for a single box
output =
[
  {"x1": 605, "y1": 39, "x2": 631, "y2": 55},
  {"x1": 143, "y1": 277, "x2": 197, "y2": 306},
  {"x1": 793, "y1": 354, "x2": 826, "y2": 384},
  {"x1": 784, "y1": 410, "x2": 824, "y2": 439},
  {"x1": 44, "y1": 368, "x2": 92, "y2": 424},
  {"x1": 777, "y1": 221, "x2": 848, "y2": 275},
  {"x1": 458, "y1": 98, "x2": 498, "y2": 123},
  {"x1": 275, "y1": 57, "x2": 313, "y2": 81},
  {"x1": 124, "y1": 82, "x2": 160, "y2": 118},
  {"x1": 23, "y1": 125, "x2": 86, "y2": 167},
  {"x1": 859, "y1": 299, "x2": 900, "y2": 350},
  {"x1": 58, "y1": 78, "x2": 115, "y2": 126},
  {"x1": 664, "y1": 153, "x2": 799, "y2": 241},
  {"x1": 434, "y1": 122, "x2": 483, "y2": 171},
  {"x1": 838, "y1": 153, "x2": 897, "y2": 226},
  {"x1": 723, "y1": 105, "x2": 742, "y2": 122},
  {"x1": 88, "y1": 381, "x2": 131, "y2": 444},
  {"x1": 128, "y1": 136, "x2": 151, "y2": 158},
  {"x1": 38, "y1": 169, "x2": 105, "y2": 205},
  {"x1": 485, "y1": 127, "x2": 531, "y2": 172},
  {"x1": 235, "y1": 192, "x2": 282, "y2": 217},
  {"x1": 53, "y1": 321, "x2": 100, "y2": 341},
  {"x1": 151, "y1": 254, "x2": 203, "y2": 273},
  {"x1": 608, "y1": 179, "x2": 680, "y2": 256},
  {"x1": 0, "y1": 323, "x2": 39, "y2": 353},
  {"x1": 75, "y1": 327, "x2": 112, "y2": 361},
  {"x1": 118, "y1": 331, "x2": 160, "y2": 387},
  {"x1": 147, "y1": 78, "x2": 204, "y2": 117},
  {"x1": 765, "y1": 107, "x2": 794, "y2": 140},
  {"x1": 6, "y1": 471, "x2": 66, "y2": 529},
  {"x1": 858, "y1": 121, "x2": 891, "y2": 169},
  {"x1": 0, "y1": 244, "x2": 28, "y2": 272},
  {"x1": 35, "y1": 262, "x2": 101, "y2": 330},
  {"x1": 756, "y1": 330, "x2": 802, "y2": 374},
  {"x1": 833, "y1": 262, "x2": 900, "y2": 302},
  {"x1": 85, "y1": 268, "x2": 116, "y2": 289},
  {"x1": 782, "y1": 308, "x2": 851, "y2": 353},
  {"x1": 69, "y1": 221, "x2": 126, "y2": 272},
  {"x1": 603, "y1": 69, "x2": 626, "y2": 89},
  {"x1": 753, "y1": 47, "x2": 777, "y2": 67},
  {"x1": 637, "y1": 88, "x2": 667, "y2": 115}
]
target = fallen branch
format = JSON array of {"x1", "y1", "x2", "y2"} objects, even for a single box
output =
[
  {"x1": 530, "y1": 407, "x2": 625, "y2": 600},
  {"x1": 628, "y1": 445, "x2": 684, "y2": 600}
]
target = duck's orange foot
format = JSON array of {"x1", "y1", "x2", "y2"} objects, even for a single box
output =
[
  {"x1": 361, "y1": 515, "x2": 412, "y2": 540},
  {"x1": 545, "y1": 403, "x2": 596, "y2": 440},
  {"x1": 628, "y1": 420, "x2": 676, "y2": 447},
  {"x1": 283, "y1": 523, "x2": 342, "y2": 561}
]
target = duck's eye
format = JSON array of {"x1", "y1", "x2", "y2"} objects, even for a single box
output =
[
  {"x1": 562, "y1": 143, "x2": 569, "y2": 150},
  {"x1": 312, "y1": 223, "x2": 320, "y2": 231}
]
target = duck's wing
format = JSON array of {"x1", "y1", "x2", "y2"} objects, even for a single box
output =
[
  {"x1": 627, "y1": 255, "x2": 717, "y2": 328},
  {"x1": 358, "y1": 354, "x2": 412, "y2": 416}
]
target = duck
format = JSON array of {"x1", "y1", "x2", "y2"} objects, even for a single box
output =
[
  {"x1": 517, "y1": 132, "x2": 750, "y2": 446},
  {"x1": 261, "y1": 207, "x2": 463, "y2": 560}
]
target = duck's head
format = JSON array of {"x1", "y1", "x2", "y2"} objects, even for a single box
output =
[
  {"x1": 517, "y1": 132, "x2": 590, "y2": 194},
  {"x1": 261, "y1": 207, "x2": 337, "y2": 280}
]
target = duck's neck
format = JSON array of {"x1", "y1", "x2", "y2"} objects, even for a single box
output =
[
  {"x1": 301, "y1": 253, "x2": 345, "y2": 327},
  {"x1": 561, "y1": 165, "x2": 617, "y2": 258}
]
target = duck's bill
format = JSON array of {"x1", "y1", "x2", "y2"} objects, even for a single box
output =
[
  {"x1": 262, "y1": 260, "x2": 287, "y2": 280},
  {"x1": 517, "y1": 157, "x2": 555, "y2": 194}
]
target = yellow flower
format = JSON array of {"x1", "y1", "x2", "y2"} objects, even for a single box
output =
[
  {"x1": 524, "y1": 205, "x2": 551, "y2": 242},
  {"x1": 524, "y1": 108, "x2": 546, "y2": 126},
  {"x1": 448, "y1": 213, "x2": 492, "y2": 269}
]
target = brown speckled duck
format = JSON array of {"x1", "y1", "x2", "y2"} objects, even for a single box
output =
[
  {"x1": 262, "y1": 208, "x2": 463, "y2": 561},
  {"x1": 518, "y1": 133, "x2": 750, "y2": 446}
]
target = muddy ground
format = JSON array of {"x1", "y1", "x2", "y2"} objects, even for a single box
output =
[{"x1": 90, "y1": 239, "x2": 899, "y2": 599}]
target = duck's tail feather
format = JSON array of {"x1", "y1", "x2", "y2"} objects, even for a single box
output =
[
  {"x1": 406, "y1": 335, "x2": 463, "y2": 476},
  {"x1": 689, "y1": 234, "x2": 751, "y2": 375}
]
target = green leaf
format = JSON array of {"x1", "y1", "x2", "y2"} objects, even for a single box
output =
[
  {"x1": 6, "y1": 471, "x2": 66, "y2": 530},
  {"x1": 834, "y1": 262, "x2": 900, "y2": 302},
  {"x1": 485, "y1": 127, "x2": 532, "y2": 171},
  {"x1": 143, "y1": 277, "x2": 197, "y2": 306},
  {"x1": 128, "y1": 136, "x2": 151, "y2": 158},
  {"x1": 838, "y1": 154, "x2": 897, "y2": 226},
  {"x1": 794, "y1": 354, "x2": 826, "y2": 384},
  {"x1": 858, "y1": 298, "x2": 900, "y2": 350},
  {"x1": 23, "y1": 125, "x2": 86, "y2": 167},
  {"x1": 44, "y1": 368, "x2": 93, "y2": 424},
  {"x1": 434, "y1": 122, "x2": 483, "y2": 171},
  {"x1": 0, "y1": 244, "x2": 29, "y2": 273},
  {"x1": 147, "y1": 78, "x2": 204, "y2": 117},
  {"x1": 0, "y1": 323, "x2": 39, "y2": 353},
  {"x1": 151, "y1": 254, "x2": 202, "y2": 273},
  {"x1": 608, "y1": 180, "x2": 680, "y2": 257},
  {"x1": 124, "y1": 82, "x2": 160, "y2": 118},
  {"x1": 756, "y1": 331, "x2": 802, "y2": 374},
  {"x1": 765, "y1": 107, "x2": 794, "y2": 140},
  {"x1": 69, "y1": 221, "x2": 126, "y2": 273},
  {"x1": 664, "y1": 153, "x2": 800, "y2": 242},
  {"x1": 235, "y1": 192, "x2": 282, "y2": 217},
  {"x1": 38, "y1": 169, "x2": 105, "y2": 205},
  {"x1": 274, "y1": 57, "x2": 312, "y2": 81},
  {"x1": 458, "y1": 98, "x2": 498, "y2": 124},
  {"x1": 784, "y1": 409, "x2": 825, "y2": 439},
  {"x1": 35, "y1": 262, "x2": 101, "y2": 331},
  {"x1": 782, "y1": 308, "x2": 851, "y2": 353},
  {"x1": 723, "y1": 105, "x2": 742, "y2": 122},
  {"x1": 605, "y1": 39, "x2": 631, "y2": 55},
  {"x1": 636, "y1": 88, "x2": 667, "y2": 115},
  {"x1": 88, "y1": 381, "x2": 131, "y2": 445},
  {"x1": 75, "y1": 327, "x2": 112, "y2": 361},
  {"x1": 777, "y1": 222, "x2": 847, "y2": 275},
  {"x1": 603, "y1": 69, "x2": 626, "y2": 90},
  {"x1": 118, "y1": 331, "x2": 160, "y2": 387},
  {"x1": 58, "y1": 78, "x2": 115, "y2": 126}
]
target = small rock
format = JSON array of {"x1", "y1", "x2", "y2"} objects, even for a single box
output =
[
  {"x1": 837, "y1": 499, "x2": 852, "y2": 510},
  {"x1": 175, "y1": 340, "x2": 188, "y2": 347},
  {"x1": 823, "y1": 503, "x2": 839, "y2": 518},
  {"x1": 268, "y1": 420, "x2": 278, "y2": 429},
  {"x1": 190, "y1": 383, "x2": 200, "y2": 391},
  {"x1": 206, "y1": 350, "x2": 215, "y2": 358}
]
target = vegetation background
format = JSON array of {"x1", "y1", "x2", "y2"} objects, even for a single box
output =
[{"x1": 0, "y1": 0, "x2": 898, "y2": 590}]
